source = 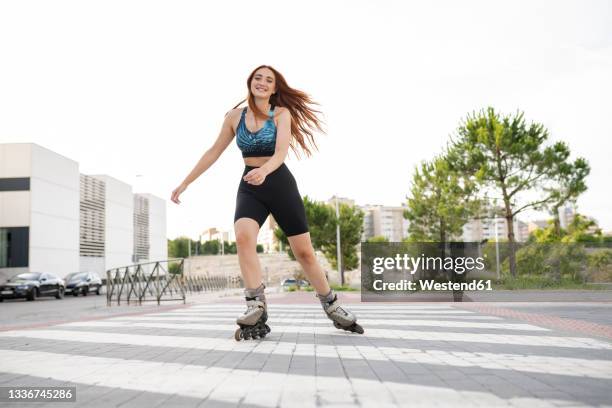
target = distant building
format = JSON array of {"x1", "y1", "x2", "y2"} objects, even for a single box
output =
[
  {"x1": 133, "y1": 193, "x2": 166, "y2": 264},
  {"x1": 0, "y1": 143, "x2": 167, "y2": 281},
  {"x1": 559, "y1": 204, "x2": 576, "y2": 230},
  {"x1": 327, "y1": 195, "x2": 355, "y2": 207},
  {"x1": 360, "y1": 203, "x2": 410, "y2": 242},
  {"x1": 79, "y1": 174, "x2": 134, "y2": 273},
  {"x1": 462, "y1": 213, "x2": 529, "y2": 242},
  {"x1": 258, "y1": 216, "x2": 279, "y2": 253},
  {"x1": 528, "y1": 220, "x2": 550, "y2": 234},
  {"x1": 201, "y1": 227, "x2": 233, "y2": 244}
]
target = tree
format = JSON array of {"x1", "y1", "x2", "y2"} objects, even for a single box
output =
[
  {"x1": 529, "y1": 214, "x2": 603, "y2": 244},
  {"x1": 447, "y1": 107, "x2": 589, "y2": 277},
  {"x1": 404, "y1": 155, "x2": 479, "y2": 242},
  {"x1": 201, "y1": 239, "x2": 219, "y2": 255},
  {"x1": 275, "y1": 195, "x2": 364, "y2": 284},
  {"x1": 324, "y1": 202, "x2": 364, "y2": 284},
  {"x1": 275, "y1": 196, "x2": 336, "y2": 260},
  {"x1": 544, "y1": 156, "x2": 589, "y2": 236},
  {"x1": 168, "y1": 237, "x2": 191, "y2": 258}
]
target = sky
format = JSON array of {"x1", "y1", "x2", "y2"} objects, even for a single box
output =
[{"x1": 1, "y1": 0, "x2": 611, "y2": 239}]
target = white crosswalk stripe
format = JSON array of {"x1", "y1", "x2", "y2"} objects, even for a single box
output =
[
  {"x1": 0, "y1": 349, "x2": 529, "y2": 407},
  {"x1": 0, "y1": 303, "x2": 610, "y2": 408},
  {"x1": 106, "y1": 315, "x2": 549, "y2": 331},
  {"x1": 45, "y1": 320, "x2": 609, "y2": 348},
  {"x1": 152, "y1": 310, "x2": 507, "y2": 320},
  {"x1": 0, "y1": 328, "x2": 609, "y2": 379}
]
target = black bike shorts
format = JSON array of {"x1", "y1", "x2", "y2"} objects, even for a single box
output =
[{"x1": 234, "y1": 163, "x2": 309, "y2": 237}]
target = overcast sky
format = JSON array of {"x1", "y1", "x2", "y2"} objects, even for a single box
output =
[{"x1": 1, "y1": 0, "x2": 610, "y2": 239}]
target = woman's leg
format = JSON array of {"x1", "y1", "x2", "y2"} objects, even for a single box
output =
[
  {"x1": 234, "y1": 217, "x2": 264, "y2": 288},
  {"x1": 233, "y1": 217, "x2": 271, "y2": 340},
  {"x1": 287, "y1": 231, "x2": 364, "y2": 334},
  {"x1": 286, "y1": 231, "x2": 330, "y2": 295}
]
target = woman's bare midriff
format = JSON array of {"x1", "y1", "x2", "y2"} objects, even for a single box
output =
[{"x1": 244, "y1": 156, "x2": 273, "y2": 167}]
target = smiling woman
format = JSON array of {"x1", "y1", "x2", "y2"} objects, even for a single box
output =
[{"x1": 170, "y1": 64, "x2": 364, "y2": 340}]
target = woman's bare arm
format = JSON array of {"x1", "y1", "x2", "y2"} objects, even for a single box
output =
[{"x1": 171, "y1": 111, "x2": 235, "y2": 204}]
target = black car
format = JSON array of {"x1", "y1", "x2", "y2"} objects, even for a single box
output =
[
  {"x1": 64, "y1": 271, "x2": 103, "y2": 296},
  {"x1": 0, "y1": 272, "x2": 65, "y2": 301}
]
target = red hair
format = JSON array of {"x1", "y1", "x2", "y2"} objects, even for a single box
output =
[{"x1": 231, "y1": 65, "x2": 326, "y2": 158}]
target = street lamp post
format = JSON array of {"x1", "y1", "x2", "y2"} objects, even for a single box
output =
[
  {"x1": 335, "y1": 196, "x2": 342, "y2": 285},
  {"x1": 221, "y1": 232, "x2": 227, "y2": 296},
  {"x1": 493, "y1": 198, "x2": 501, "y2": 280}
]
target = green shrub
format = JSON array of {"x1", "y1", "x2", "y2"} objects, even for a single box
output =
[
  {"x1": 502, "y1": 243, "x2": 587, "y2": 281},
  {"x1": 330, "y1": 284, "x2": 358, "y2": 291},
  {"x1": 495, "y1": 274, "x2": 596, "y2": 290},
  {"x1": 586, "y1": 248, "x2": 612, "y2": 282}
]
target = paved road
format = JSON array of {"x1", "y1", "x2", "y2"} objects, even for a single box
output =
[{"x1": 0, "y1": 291, "x2": 610, "y2": 407}]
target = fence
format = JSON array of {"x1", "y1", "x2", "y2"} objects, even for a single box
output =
[{"x1": 106, "y1": 258, "x2": 244, "y2": 306}]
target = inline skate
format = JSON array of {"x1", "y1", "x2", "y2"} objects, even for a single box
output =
[
  {"x1": 235, "y1": 283, "x2": 271, "y2": 341},
  {"x1": 317, "y1": 289, "x2": 364, "y2": 334}
]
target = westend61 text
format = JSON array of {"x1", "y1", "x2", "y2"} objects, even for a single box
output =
[{"x1": 372, "y1": 279, "x2": 493, "y2": 291}]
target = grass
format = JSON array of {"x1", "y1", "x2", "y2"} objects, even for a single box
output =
[{"x1": 290, "y1": 284, "x2": 357, "y2": 292}]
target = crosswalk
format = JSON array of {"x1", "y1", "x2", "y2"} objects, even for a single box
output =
[{"x1": 0, "y1": 302, "x2": 611, "y2": 407}]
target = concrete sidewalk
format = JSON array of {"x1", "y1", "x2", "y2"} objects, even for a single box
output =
[{"x1": 0, "y1": 291, "x2": 610, "y2": 407}]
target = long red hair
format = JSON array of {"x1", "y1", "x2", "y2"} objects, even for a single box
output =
[{"x1": 231, "y1": 65, "x2": 326, "y2": 158}]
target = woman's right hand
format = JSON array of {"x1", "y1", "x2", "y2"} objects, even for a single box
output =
[{"x1": 171, "y1": 182, "x2": 188, "y2": 204}]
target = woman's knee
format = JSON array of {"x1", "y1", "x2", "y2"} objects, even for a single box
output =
[
  {"x1": 234, "y1": 219, "x2": 258, "y2": 248},
  {"x1": 293, "y1": 246, "x2": 317, "y2": 264}
]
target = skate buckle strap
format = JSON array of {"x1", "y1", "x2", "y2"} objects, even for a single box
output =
[
  {"x1": 246, "y1": 299, "x2": 266, "y2": 309},
  {"x1": 325, "y1": 302, "x2": 348, "y2": 316}
]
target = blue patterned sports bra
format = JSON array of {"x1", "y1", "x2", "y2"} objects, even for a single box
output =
[{"x1": 235, "y1": 105, "x2": 277, "y2": 157}]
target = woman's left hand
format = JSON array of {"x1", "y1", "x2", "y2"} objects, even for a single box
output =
[{"x1": 244, "y1": 168, "x2": 268, "y2": 185}]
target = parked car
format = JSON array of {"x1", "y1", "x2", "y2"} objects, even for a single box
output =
[
  {"x1": 281, "y1": 278, "x2": 298, "y2": 290},
  {"x1": 0, "y1": 272, "x2": 65, "y2": 301},
  {"x1": 280, "y1": 278, "x2": 310, "y2": 290},
  {"x1": 64, "y1": 271, "x2": 103, "y2": 296}
]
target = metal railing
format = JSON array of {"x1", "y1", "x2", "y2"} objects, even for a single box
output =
[
  {"x1": 106, "y1": 258, "x2": 244, "y2": 306},
  {"x1": 106, "y1": 259, "x2": 185, "y2": 306}
]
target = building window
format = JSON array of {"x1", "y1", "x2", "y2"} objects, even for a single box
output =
[
  {"x1": 79, "y1": 174, "x2": 106, "y2": 257},
  {"x1": 0, "y1": 177, "x2": 30, "y2": 191},
  {"x1": 133, "y1": 195, "x2": 150, "y2": 262},
  {"x1": 0, "y1": 227, "x2": 29, "y2": 267}
]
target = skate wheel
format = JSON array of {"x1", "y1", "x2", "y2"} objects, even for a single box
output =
[
  {"x1": 351, "y1": 323, "x2": 365, "y2": 334},
  {"x1": 234, "y1": 328, "x2": 243, "y2": 341},
  {"x1": 333, "y1": 321, "x2": 364, "y2": 334}
]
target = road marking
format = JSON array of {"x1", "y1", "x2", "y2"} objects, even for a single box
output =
[{"x1": 107, "y1": 316, "x2": 549, "y2": 331}]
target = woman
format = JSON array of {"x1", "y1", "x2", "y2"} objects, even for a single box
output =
[{"x1": 170, "y1": 64, "x2": 363, "y2": 341}]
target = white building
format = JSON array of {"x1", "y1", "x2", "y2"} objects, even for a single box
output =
[
  {"x1": 258, "y1": 216, "x2": 279, "y2": 253},
  {"x1": 360, "y1": 204, "x2": 410, "y2": 242},
  {"x1": 327, "y1": 195, "x2": 355, "y2": 207},
  {"x1": 462, "y1": 216, "x2": 530, "y2": 242},
  {"x1": 133, "y1": 193, "x2": 167, "y2": 264},
  {"x1": 0, "y1": 143, "x2": 167, "y2": 281},
  {"x1": 79, "y1": 174, "x2": 135, "y2": 274},
  {"x1": 559, "y1": 204, "x2": 576, "y2": 230},
  {"x1": 0, "y1": 143, "x2": 80, "y2": 281}
]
